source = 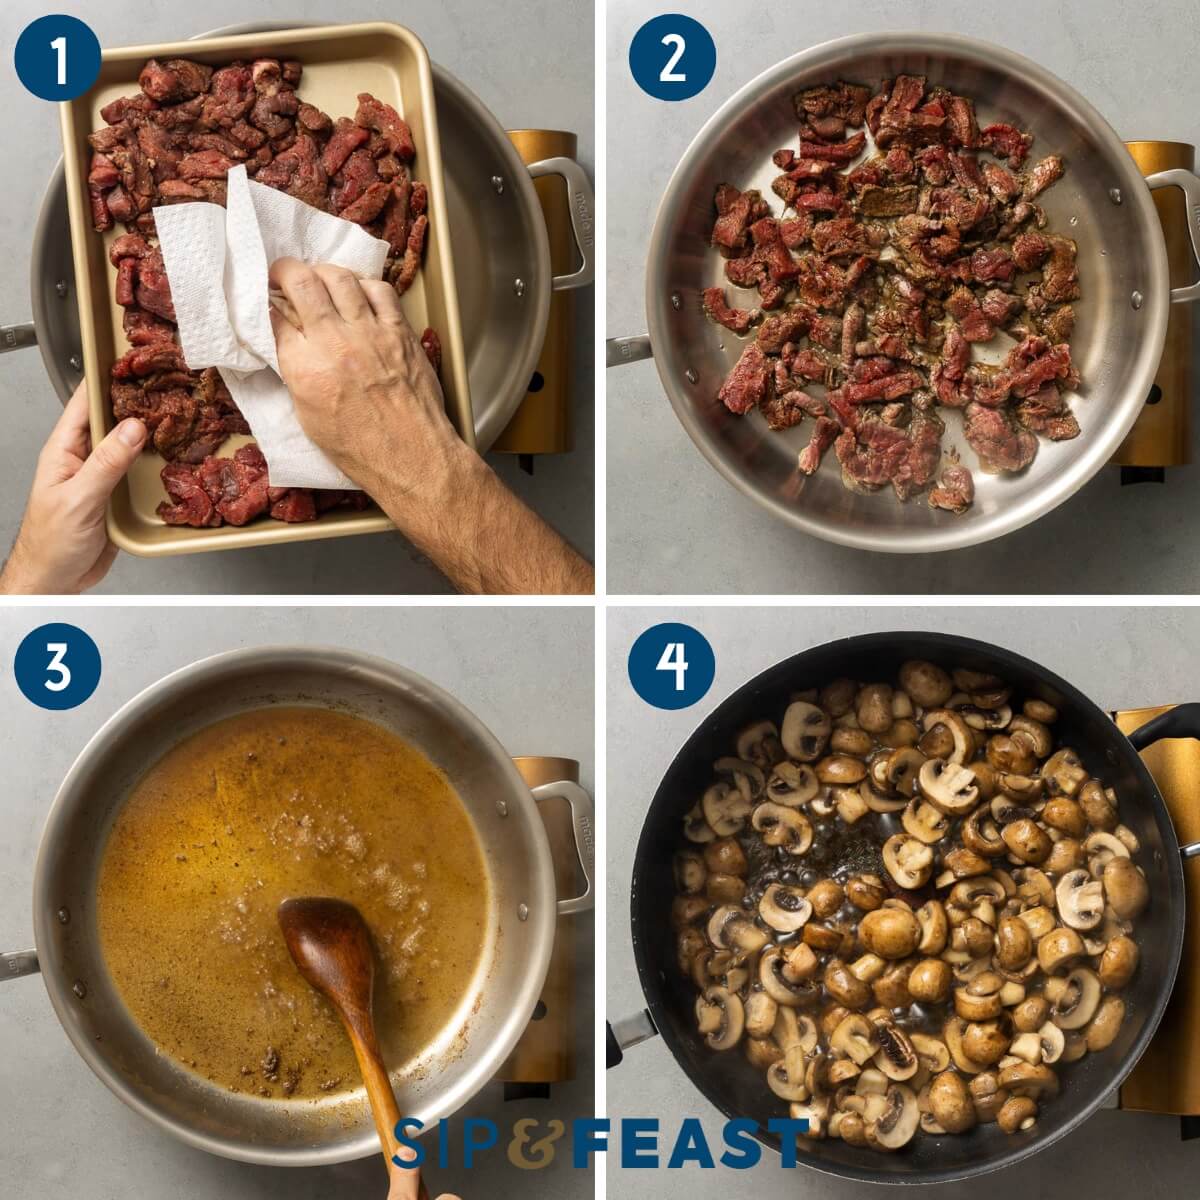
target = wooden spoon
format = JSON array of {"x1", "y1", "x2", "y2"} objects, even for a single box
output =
[{"x1": 278, "y1": 897, "x2": 429, "y2": 1199}]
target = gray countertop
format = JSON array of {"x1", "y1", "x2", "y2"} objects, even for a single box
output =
[
  {"x1": 606, "y1": 0, "x2": 1200, "y2": 594},
  {"x1": 0, "y1": 604, "x2": 594, "y2": 1199},
  {"x1": 0, "y1": 0, "x2": 594, "y2": 595},
  {"x1": 607, "y1": 604, "x2": 1200, "y2": 1198}
]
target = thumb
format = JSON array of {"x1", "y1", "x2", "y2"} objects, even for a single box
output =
[{"x1": 72, "y1": 418, "x2": 147, "y2": 502}]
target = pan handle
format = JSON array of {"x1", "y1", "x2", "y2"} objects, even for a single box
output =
[
  {"x1": 1145, "y1": 168, "x2": 1200, "y2": 305},
  {"x1": 1, "y1": 323, "x2": 37, "y2": 354},
  {"x1": 606, "y1": 335, "x2": 654, "y2": 368},
  {"x1": 606, "y1": 1010, "x2": 659, "y2": 1068},
  {"x1": 1127, "y1": 702, "x2": 1200, "y2": 857},
  {"x1": 531, "y1": 779, "x2": 595, "y2": 915},
  {"x1": 2, "y1": 950, "x2": 40, "y2": 980},
  {"x1": 526, "y1": 156, "x2": 595, "y2": 291}
]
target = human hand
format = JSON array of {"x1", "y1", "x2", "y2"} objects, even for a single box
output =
[
  {"x1": 268, "y1": 257, "x2": 474, "y2": 511},
  {"x1": 386, "y1": 1155, "x2": 459, "y2": 1200},
  {"x1": 0, "y1": 383, "x2": 146, "y2": 595}
]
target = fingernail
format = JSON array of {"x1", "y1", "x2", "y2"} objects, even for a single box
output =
[{"x1": 117, "y1": 418, "x2": 146, "y2": 447}]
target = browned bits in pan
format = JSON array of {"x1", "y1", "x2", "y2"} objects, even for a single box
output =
[{"x1": 674, "y1": 663, "x2": 1145, "y2": 1150}]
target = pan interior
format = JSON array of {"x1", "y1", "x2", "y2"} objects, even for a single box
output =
[
  {"x1": 34, "y1": 653, "x2": 551, "y2": 1164},
  {"x1": 647, "y1": 35, "x2": 1169, "y2": 551},
  {"x1": 632, "y1": 632, "x2": 1183, "y2": 1184}
]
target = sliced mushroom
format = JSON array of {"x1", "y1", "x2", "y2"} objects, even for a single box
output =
[
  {"x1": 857, "y1": 683, "x2": 895, "y2": 734},
  {"x1": 820, "y1": 678, "x2": 858, "y2": 717},
  {"x1": 859, "y1": 902, "x2": 921, "y2": 960},
  {"x1": 908, "y1": 958, "x2": 952, "y2": 1004},
  {"x1": 1055, "y1": 869, "x2": 1105, "y2": 931},
  {"x1": 902, "y1": 797, "x2": 950, "y2": 844},
  {"x1": 760, "y1": 883, "x2": 813, "y2": 932},
  {"x1": 1049, "y1": 966, "x2": 1101, "y2": 1030},
  {"x1": 921, "y1": 709, "x2": 973, "y2": 765},
  {"x1": 962, "y1": 807, "x2": 1006, "y2": 857},
  {"x1": 986, "y1": 734, "x2": 1037, "y2": 776},
  {"x1": 845, "y1": 874, "x2": 886, "y2": 912},
  {"x1": 751, "y1": 802, "x2": 813, "y2": 855},
  {"x1": 899, "y1": 661, "x2": 953, "y2": 708},
  {"x1": 928, "y1": 1069, "x2": 976, "y2": 1133},
  {"x1": 1042, "y1": 797, "x2": 1088, "y2": 837},
  {"x1": 868, "y1": 1083, "x2": 920, "y2": 1150},
  {"x1": 817, "y1": 754, "x2": 868, "y2": 785},
  {"x1": 1102, "y1": 857, "x2": 1149, "y2": 920},
  {"x1": 1098, "y1": 935, "x2": 1139, "y2": 990},
  {"x1": 707, "y1": 904, "x2": 769, "y2": 954},
  {"x1": 916, "y1": 900, "x2": 949, "y2": 955},
  {"x1": 882, "y1": 833, "x2": 934, "y2": 890},
  {"x1": 701, "y1": 782, "x2": 751, "y2": 837},
  {"x1": 885, "y1": 747, "x2": 927, "y2": 797},
  {"x1": 1037, "y1": 1021, "x2": 1065, "y2": 1064},
  {"x1": 766, "y1": 761, "x2": 820, "y2": 807},
  {"x1": 760, "y1": 946, "x2": 819, "y2": 1007},
  {"x1": 1084, "y1": 831, "x2": 1129, "y2": 877},
  {"x1": 831, "y1": 1013, "x2": 879, "y2": 1065},
  {"x1": 1037, "y1": 927, "x2": 1085, "y2": 975},
  {"x1": 745, "y1": 990, "x2": 779, "y2": 1038},
  {"x1": 713, "y1": 757, "x2": 765, "y2": 806},
  {"x1": 997, "y1": 1061, "x2": 1059, "y2": 1099},
  {"x1": 696, "y1": 986, "x2": 744, "y2": 1050},
  {"x1": 954, "y1": 971, "x2": 1003, "y2": 1021},
  {"x1": 682, "y1": 801, "x2": 715, "y2": 843},
  {"x1": 918, "y1": 758, "x2": 979, "y2": 814},
  {"x1": 781, "y1": 701, "x2": 833, "y2": 762},
  {"x1": 703, "y1": 837, "x2": 747, "y2": 876},
  {"x1": 825, "y1": 959, "x2": 872, "y2": 1010},
  {"x1": 736, "y1": 720, "x2": 784, "y2": 769},
  {"x1": 1008, "y1": 715, "x2": 1052, "y2": 759},
  {"x1": 995, "y1": 916, "x2": 1034, "y2": 971},
  {"x1": 997, "y1": 1095, "x2": 1038, "y2": 1133},
  {"x1": 1085, "y1": 995, "x2": 1125, "y2": 1052},
  {"x1": 960, "y1": 703, "x2": 1013, "y2": 732},
  {"x1": 1002, "y1": 818, "x2": 1051, "y2": 865},
  {"x1": 874, "y1": 1023, "x2": 919, "y2": 1081},
  {"x1": 673, "y1": 850, "x2": 706, "y2": 894},
  {"x1": 1040, "y1": 748, "x2": 1087, "y2": 798},
  {"x1": 962, "y1": 1019, "x2": 1011, "y2": 1066}
]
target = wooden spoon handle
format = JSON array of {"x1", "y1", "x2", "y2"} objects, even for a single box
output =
[{"x1": 346, "y1": 1024, "x2": 430, "y2": 1200}]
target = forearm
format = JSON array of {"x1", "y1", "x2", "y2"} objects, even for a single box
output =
[{"x1": 369, "y1": 445, "x2": 593, "y2": 595}]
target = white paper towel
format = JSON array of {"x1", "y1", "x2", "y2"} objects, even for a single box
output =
[{"x1": 153, "y1": 164, "x2": 390, "y2": 490}]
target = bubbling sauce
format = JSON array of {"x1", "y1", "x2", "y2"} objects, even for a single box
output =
[{"x1": 96, "y1": 707, "x2": 490, "y2": 1101}]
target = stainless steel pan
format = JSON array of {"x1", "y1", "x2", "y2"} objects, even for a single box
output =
[
  {"x1": 3, "y1": 25, "x2": 594, "y2": 453},
  {"x1": 608, "y1": 33, "x2": 1200, "y2": 553},
  {"x1": 1, "y1": 647, "x2": 594, "y2": 1167},
  {"x1": 608, "y1": 632, "x2": 1199, "y2": 1184}
]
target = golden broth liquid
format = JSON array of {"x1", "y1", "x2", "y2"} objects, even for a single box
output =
[{"x1": 96, "y1": 706, "x2": 490, "y2": 1101}]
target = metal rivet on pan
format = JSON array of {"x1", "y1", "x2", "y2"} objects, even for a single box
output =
[
  {"x1": 685, "y1": 368, "x2": 698, "y2": 384},
  {"x1": 517, "y1": 903, "x2": 529, "y2": 922},
  {"x1": 1108, "y1": 188, "x2": 1122, "y2": 205},
  {"x1": 57, "y1": 908, "x2": 70, "y2": 925},
  {"x1": 513, "y1": 278, "x2": 526, "y2": 298},
  {"x1": 496, "y1": 799, "x2": 508, "y2": 817},
  {"x1": 670, "y1": 293, "x2": 682, "y2": 310},
  {"x1": 68, "y1": 354, "x2": 82, "y2": 371},
  {"x1": 491, "y1": 175, "x2": 504, "y2": 194},
  {"x1": 55, "y1": 280, "x2": 68, "y2": 298},
  {"x1": 72, "y1": 981, "x2": 87, "y2": 999},
  {"x1": 1131, "y1": 291, "x2": 1144, "y2": 310}
]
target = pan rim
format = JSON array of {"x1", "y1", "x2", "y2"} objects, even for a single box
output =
[
  {"x1": 643, "y1": 31, "x2": 1172, "y2": 554},
  {"x1": 627, "y1": 630, "x2": 1186, "y2": 1185},
  {"x1": 30, "y1": 644, "x2": 558, "y2": 1167}
]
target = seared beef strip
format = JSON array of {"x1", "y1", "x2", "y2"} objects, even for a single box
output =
[
  {"x1": 703, "y1": 74, "x2": 1081, "y2": 513},
  {"x1": 89, "y1": 58, "x2": 438, "y2": 526}
]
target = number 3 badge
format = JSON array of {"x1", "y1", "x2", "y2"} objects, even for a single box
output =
[
  {"x1": 628, "y1": 15, "x2": 717, "y2": 102},
  {"x1": 14, "y1": 624, "x2": 102, "y2": 710}
]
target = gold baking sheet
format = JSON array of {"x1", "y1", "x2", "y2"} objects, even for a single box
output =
[{"x1": 60, "y1": 22, "x2": 472, "y2": 557}]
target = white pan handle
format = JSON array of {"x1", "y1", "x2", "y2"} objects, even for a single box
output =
[
  {"x1": 1, "y1": 323, "x2": 37, "y2": 354},
  {"x1": 530, "y1": 779, "x2": 594, "y2": 915},
  {"x1": 527, "y1": 156, "x2": 595, "y2": 291},
  {"x1": 1146, "y1": 168, "x2": 1200, "y2": 305}
]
